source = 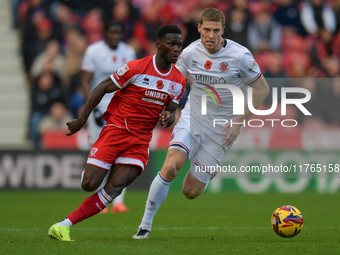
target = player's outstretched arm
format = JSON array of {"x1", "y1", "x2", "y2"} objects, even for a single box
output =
[
  {"x1": 222, "y1": 75, "x2": 269, "y2": 146},
  {"x1": 66, "y1": 77, "x2": 119, "y2": 136},
  {"x1": 160, "y1": 101, "x2": 178, "y2": 128}
]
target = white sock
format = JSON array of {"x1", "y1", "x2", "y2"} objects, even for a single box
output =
[
  {"x1": 113, "y1": 187, "x2": 127, "y2": 205},
  {"x1": 98, "y1": 188, "x2": 114, "y2": 207},
  {"x1": 139, "y1": 172, "x2": 173, "y2": 231},
  {"x1": 56, "y1": 218, "x2": 73, "y2": 227}
]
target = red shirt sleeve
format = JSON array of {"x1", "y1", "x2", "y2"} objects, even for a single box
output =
[{"x1": 110, "y1": 60, "x2": 139, "y2": 89}]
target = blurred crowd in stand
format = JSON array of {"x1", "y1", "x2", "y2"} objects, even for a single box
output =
[{"x1": 10, "y1": 0, "x2": 340, "y2": 148}]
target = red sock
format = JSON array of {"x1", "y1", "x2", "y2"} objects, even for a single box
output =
[{"x1": 67, "y1": 193, "x2": 106, "y2": 225}]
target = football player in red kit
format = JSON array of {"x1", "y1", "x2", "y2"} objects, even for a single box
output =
[{"x1": 48, "y1": 24, "x2": 186, "y2": 241}]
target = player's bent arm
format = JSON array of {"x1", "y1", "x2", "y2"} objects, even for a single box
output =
[
  {"x1": 160, "y1": 101, "x2": 178, "y2": 128},
  {"x1": 225, "y1": 75, "x2": 269, "y2": 130},
  {"x1": 235, "y1": 75, "x2": 269, "y2": 123},
  {"x1": 81, "y1": 71, "x2": 93, "y2": 99},
  {"x1": 66, "y1": 77, "x2": 120, "y2": 136},
  {"x1": 222, "y1": 75, "x2": 269, "y2": 146}
]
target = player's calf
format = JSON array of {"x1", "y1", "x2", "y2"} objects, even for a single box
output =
[
  {"x1": 182, "y1": 171, "x2": 207, "y2": 199},
  {"x1": 182, "y1": 186, "x2": 203, "y2": 199},
  {"x1": 102, "y1": 184, "x2": 124, "y2": 200},
  {"x1": 103, "y1": 164, "x2": 141, "y2": 198}
]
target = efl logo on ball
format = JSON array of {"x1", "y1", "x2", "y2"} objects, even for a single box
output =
[{"x1": 271, "y1": 205, "x2": 304, "y2": 238}]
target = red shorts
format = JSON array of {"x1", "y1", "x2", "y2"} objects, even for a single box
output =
[{"x1": 86, "y1": 125, "x2": 149, "y2": 171}]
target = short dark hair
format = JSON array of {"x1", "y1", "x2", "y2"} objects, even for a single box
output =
[
  {"x1": 105, "y1": 20, "x2": 125, "y2": 33},
  {"x1": 156, "y1": 24, "x2": 181, "y2": 40},
  {"x1": 199, "y1": 8, "x2": 225, "y2": 27}
]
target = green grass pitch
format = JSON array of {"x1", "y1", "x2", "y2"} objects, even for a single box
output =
[{"x1": 0, "y1": 190, "x2": 339, "y2": 255}]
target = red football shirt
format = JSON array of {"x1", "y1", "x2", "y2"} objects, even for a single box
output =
[{"x1": 103, "y1": 55, "x2": 186, "y2": 141}]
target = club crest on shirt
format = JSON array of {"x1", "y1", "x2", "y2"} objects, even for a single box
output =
[
  {"x1": 90, "y1": 148, "x2": 98, "y2": 157},
  {"x1": 219, "y1": 62, "x2": 229, "y2": 72},
  {"x1": 169, "y1": 82, "x2": 177, "y2": 94},
  {"x1": 117, "y1": 64, "x2": 129, "y2": 76}
]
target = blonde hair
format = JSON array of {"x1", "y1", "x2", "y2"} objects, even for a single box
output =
[{"x1": 199, "y1": 8, "x2": 225, "y2": 27}]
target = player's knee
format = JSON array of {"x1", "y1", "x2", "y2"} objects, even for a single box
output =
[
  {"x1": 81, "y1": 179, "x2": 99, "y2": 192},
  {"x1": 161, "y1": 164, "x2": 179, "y2": 180}
]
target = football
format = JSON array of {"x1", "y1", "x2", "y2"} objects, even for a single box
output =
[{"x1": 271, "y1": 205, "x2": 304, "y2": 238}]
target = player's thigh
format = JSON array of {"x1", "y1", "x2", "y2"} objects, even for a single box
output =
[
  {"x1": 82, "y1": 164, "x2": 108, "y2": 191},
  {"x1": 84, "y1": 126, "x2": 131, "y2": 191},
  {"x1": 160, "y1": 148, "x2": 188, "y2": 180},
  {"x1": 162, "y1": 124, "x2": 192, "y2": 179}
]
